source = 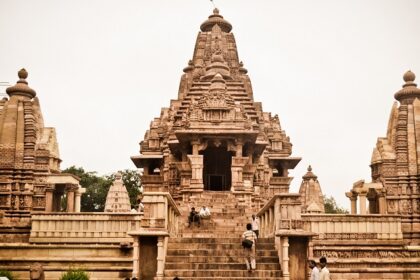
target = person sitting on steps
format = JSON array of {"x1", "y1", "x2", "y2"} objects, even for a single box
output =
[
  {"x1": 199, "y1": 205, "x2": 211, "y2": 219},
  {"x1": 188, "y1": 207, "x2": 200, "y2": 227}
]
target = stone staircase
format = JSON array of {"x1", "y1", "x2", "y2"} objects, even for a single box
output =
[{"x1": 163, "y1": 191, "x2": 282, "y2": 279}]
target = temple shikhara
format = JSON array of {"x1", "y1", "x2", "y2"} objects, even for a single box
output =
[{"x1": 1, "y1": 9, "x2": 420, "y2": 280}]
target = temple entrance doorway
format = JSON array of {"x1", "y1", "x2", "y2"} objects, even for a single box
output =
[
  {"x1": 289, "y1": 237, "x2": 308, "y2": 280},
  {"x1": 202, "y1": 146, "x2": 232, "y2": 191}
]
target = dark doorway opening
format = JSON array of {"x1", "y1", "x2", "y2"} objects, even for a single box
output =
[
  {"x1": 289, "y1": 237, "x2": 308, "y2": 280},
  {"x1": 202, "y1": 146, "x2": 232, "y2": 191}
]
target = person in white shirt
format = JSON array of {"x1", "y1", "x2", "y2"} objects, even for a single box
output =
[
  {"x1": 242, "y1": 223, "x2": 257, "y2": 273},
  {"x1": 309, "y1": 259, "x2": 320, "y2": 280},
  {"x1": 251, "y1": 214, "x2": 260, "y2": 237},
  {"x1": 319, "y1": 256, "x2": 331, "y2": 280},
  {"x1": 199, "y1": 206, "x2": 211, "y2": 218}
]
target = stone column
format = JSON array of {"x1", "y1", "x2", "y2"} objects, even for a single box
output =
[
  {"x1": 359, "y1": 191, "x2": 367, "y2": 215},
  {"x1": 231, "y1": 156, "x2": 248, "y2": 192},
  {"x1": 350, "y1": 197, "x2": 357, "y2": 214},
  {"x1": 236, "y1": 140, "x2": 243, "y2": 157},
  {"x1": 45, "y1": 187, "x2": 54, "y2": 212},
  {"x1": 75, "y1": 191, "x2": 81, "y2": 212},
  {"x1": 378, "y1": 192, "x2": 386, "y2": 214},
  {"x1": 156, "y1": 236, "x2": 165, "y2": 279},
  {"x1": 66, "y1": 185, "x2": 75, "y2": 212},
  {"x1": 187, "y1": 155, "x2": 204, "y2": 191},
  {"x1": 346, "y1": 191, "x2": 357, "y2": 214},
  {"x1": 274, "y1": 198, "x2": 281, "y2": 232},
  {"x1": 281, "y1": 236, "x2": 290, "y2": 280},
  {"x1": 132, "y1": 237, "x2": 140, "y2": 278}
]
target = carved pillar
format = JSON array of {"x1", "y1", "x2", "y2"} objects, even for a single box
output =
[
  {"x1": 66, "y1": 185, "x2": 75, "y2": 212},
  {"x1": 274, "y1": 197, "x2": 281, "y2": 232},
  {"x1": 367, "y1": 191, "x2": 378, "y2": 214},
  {"x1": 281, "y1": 236, "x2": 290, "y2": 280},
  {"x1": 231, "y1": 156, "x2": 248, "y2": 192},
  {"x1": 236, "y1": 140, "x2": 243, "y2": 157},
  {"x1": 378, "y1": 191, "x2": 387, "y2": 214},
  {"x1": 45, "y1": 187, "x2": 54, "y2": 212},
  {"x1": 75, "y1": 191, "x2": 81, "y2": 212},
  {"x1": 156, "y1": 236, "x2": 165, "y2": 279},
  {"x1": 350, "y1": 197, "x2": 357, "y2": 214},
  {"x1": 132, "y1": 237, "x2": 140, "y2": 278},
  {"x1": 187, "y1": 155, "x2": 204, "y2": 191},
  {"x1": 359, "y1": 191, "x2": 367, "y2": 215},
  {"x1": 345, "y1": 191, "x2": 358, "y2": 214}
]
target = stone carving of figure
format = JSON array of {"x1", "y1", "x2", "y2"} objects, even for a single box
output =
[{"x1": 30, "y1": 263, "x2": 45, "y2": 280}]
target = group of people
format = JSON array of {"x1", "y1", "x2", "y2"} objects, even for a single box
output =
[
  {"x1": 309, "y1": 257, "x2": 331, "y2": 280},
  {"x1": 188, "y1": 209, "x2": 330, "y2": 277},
  {"x1": 188, "y1": 206, "x2": 211, "y2": 227}
]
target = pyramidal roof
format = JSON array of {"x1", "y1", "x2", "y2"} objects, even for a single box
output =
[
  {"x1": 104, "y1": 172, "x2": 131, "y2": 212},
  {"x1": 135, "y1": 9, "x2": 295, "y2": 161}
]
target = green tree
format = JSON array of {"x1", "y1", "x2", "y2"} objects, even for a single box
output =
[
  {"x1": 63, "y1": 166, "x2": 113, "y2": 212},
  {"x1": 0, "y1": 269, "x2": 16, "y2": 280},
  {"x1": 62, "y1": 166, "x2": 142, "y2": 212},
  {"x1": 324, "y1": 195, "x2": 349, "y2": 214},
  {"x1": 59, "y1": 268, "x2": 89, "y2": 280}
]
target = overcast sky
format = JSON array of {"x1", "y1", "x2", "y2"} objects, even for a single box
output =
[{"x1": 1, "y1": 0, "x2": 420, "y2": 209}]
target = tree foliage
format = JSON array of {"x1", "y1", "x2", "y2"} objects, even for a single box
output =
[
  {"x1": 62, "y1": 166, "x2": 141, "y2": 212},
  {"x1": 324, "y1": 195, "x2": 349, "y2": 214},
  {"x1": 59, "y1": 268, "x2": 89, "y2": 280},
  {"x1": 0, "y1": 269, "x2": 16, "y2": 280}
]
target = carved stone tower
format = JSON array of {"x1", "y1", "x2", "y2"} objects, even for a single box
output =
[
  {"x1": 347, "y1": 70, "x2": 420, "y2": 244},
  {"x1": 131, "y1": 9, "x2": 300, "y2": 206},
  {"x1": 0, "y1": 69, "x2": 84, "y2": 241},
  {"x1": 299, "y1": 165, "x2": 325, "y2": 213}
]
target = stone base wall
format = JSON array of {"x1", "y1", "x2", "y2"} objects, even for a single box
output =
[{"x1": 0, "y1": 244, "x2": 133, "y2": 280}]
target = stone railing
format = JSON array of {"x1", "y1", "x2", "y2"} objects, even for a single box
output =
[
  {"x1": 140, "y1": 192, "x2": 180, "y2": 236},
  {"x1": 257, "y1": 194, "x2": 302, "y2": 237},
  {"x1": 30, "y1": 212, "x2": 142, "y2": 243},
  {"x1": 128, "y1": 192, "x2": 181, "y2": 280},
  {"x1": 302, "y1": 214, "x2": 403, "y2": 240}
]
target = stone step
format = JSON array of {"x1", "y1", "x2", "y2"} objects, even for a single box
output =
[
  {"x1": 166, "y1": 249, "x2": 277, "y2": 257},
  {"x1": 164, "y1": 269, "x2": 281, "y2": 277},
  {"x1": 168, "y1": 238, "x2": 274, "y2": 243},
  {"x1": 163, "y1": 277, "x2": 278, "y2": 280},
  {"x1": 165, "y1": 255, "x2": 279, "y2": 263},
  {"x1": 167, "y1": 243, "x2": 276, "y2": 250},
  {"x1": 165, "y1": 262, "x2": 280, "y2": 270}
]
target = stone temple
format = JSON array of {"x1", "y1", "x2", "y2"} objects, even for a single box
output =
[{"x1": 1, "y1": 8, "x2": 420, "y2": 280}]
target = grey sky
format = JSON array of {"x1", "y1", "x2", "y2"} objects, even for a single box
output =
[{"x1": 1, "y1": 0, "x2": 420, "y2": 209}]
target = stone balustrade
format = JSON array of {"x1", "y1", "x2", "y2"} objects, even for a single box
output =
[
  {"x1": 140, "y1": 192, "x2": 180, "y2": 236},
  {"x1": 30, "y1": 212, "x2": 142, "y2": 243},
  {"x1": 302, "y1": 214, "x2": 403, "y2": 240},
  {"x1": 257, "y1": 194, "x2": 302, "y2": 238},
  {"x1": 128, "y1": 192, "x2": 181, "y2": 279}
]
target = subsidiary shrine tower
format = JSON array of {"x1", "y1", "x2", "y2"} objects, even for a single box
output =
[{"x1": 132, "y1": 9, "x2": 301, "y2": 207}]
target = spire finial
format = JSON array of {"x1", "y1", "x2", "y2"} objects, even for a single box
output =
[
  {"x1": 403, "y1": 70, "x2": 415, "y2": 83},
  {"x1": 308, "y1": 165, "x2": 312, "y2": 172},
  {"x1": 6, "y1": 68, "x2": 36, "y2": 99},
  {"x1": 18, "y1": 68, "x2": 28, "y2": 80},
  {"x1": 394, "y1": 70, "x2": 420, "y2": 102},
  {"x1": 200, "y1": 5, "x2": 232, "y2": 33}
]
